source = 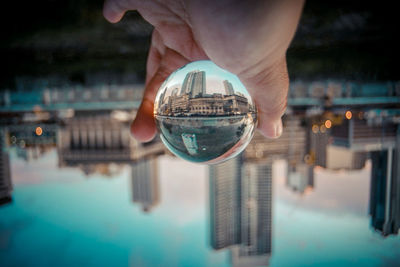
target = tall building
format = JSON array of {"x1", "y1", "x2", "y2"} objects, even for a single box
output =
[
  {"x1": 180, "y1": 71, "x2": 194, "y2": 95},
  {"x1": 131, "y1": 157, "x2": 160, "y2": 213},
  {"x1": 331, "y1": 118, "x2": 397, "y2": 152},
  {"x1": 159, "y1": 88, "x2": 167, "y2": 104},
  {"x1": 224, "y1": 80, "x2": 235, "y2": 96},
  {"x1": 171, "y1": 87, "x2": 179, "y2": 97},
  {"x1": 57, "y1": 113, "x2": 136, "y2": 167},
  {"x1": 287, "y1": 117, "x2": 307, "y2": 165},
  {"x1": 232, "y1": 161, "x2": 272, "y2": 267},
  {"x1": 209, "y1": 155, "x2": 272, "y2": 267},
  {"x1": 286, "y1": 163, "x2": 314, "y2": 194},
  {"x1": 209, "y1": 156, "x2": 242, "y2": 249},
  {"x1": 180, "y1": 70, "x2": 206, "y2": 98},
  {"x1": 0, "y1": 129, "x2": 12, "y2": 206},
  {"x1": 307, "y1": 123, "x2": 329, "y2": 168},
  {"x1": 369, "y1": 148, "x2": 400, "y2": 236}
]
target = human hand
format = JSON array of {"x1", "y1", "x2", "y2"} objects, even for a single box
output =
[{"x1": 103, "y1": 0, "x2": 304, "y2": 141}]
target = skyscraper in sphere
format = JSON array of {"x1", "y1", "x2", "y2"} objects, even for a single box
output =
[
  {"x1": 223, "y1": 80, "x2": 235, "y2": 96},
  {"x1": 180, "y1": 70, "x2": 206, "y2": 98}
]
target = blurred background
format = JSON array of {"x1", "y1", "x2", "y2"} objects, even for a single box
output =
[{"x1": 0, "y1": 1, "x2": 399, "y2": 267}]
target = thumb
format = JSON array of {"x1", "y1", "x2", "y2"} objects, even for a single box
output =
[
  {"x1": 238, "y1": 57, "x2": 288, "y2": 139},
  {"x1": 131, "y1": 48, "x2": 190, "y2": 142}
]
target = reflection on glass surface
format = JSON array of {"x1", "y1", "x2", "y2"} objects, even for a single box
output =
[{"x1": 154, "y1": 60, "x2": 257, "y2": 164}]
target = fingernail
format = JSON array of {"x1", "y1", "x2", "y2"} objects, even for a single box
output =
[{"x1": 274, "y1": 119, "x2": 283, "y2": 138}]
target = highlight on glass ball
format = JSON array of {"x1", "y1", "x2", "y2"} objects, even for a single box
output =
[{"x1": 154, "y1": 60, "x2": 257, "y2": 164}]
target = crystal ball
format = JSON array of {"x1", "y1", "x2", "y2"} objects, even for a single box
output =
[{"x1": 154, "y1": 60, "x2": 257, "y2": 164}]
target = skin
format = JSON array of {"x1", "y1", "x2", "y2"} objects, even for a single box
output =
[{"x1": 103, "y1": 0, "x2": 304, "y2": 142}]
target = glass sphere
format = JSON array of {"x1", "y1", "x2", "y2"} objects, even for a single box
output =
[{"x1": 154, "y1": 60, "x2": 257, "y2": 164}]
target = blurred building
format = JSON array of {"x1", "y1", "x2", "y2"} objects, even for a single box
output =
[
  {"x1": 286, "y1": 163, "x2": 314, "y2": 194},
  {"x1": 286, "y1": 118, "x2": 307, "y2": 165},
  {"x1": 209, "y1": 156, "x2": 272, "y2": 267},
  {"x1": 58, "y1": 113, "x2": 135, "y2": 166},
  {"x1": 306, "y1": 122, "x2": 330, "y2": 168},
  {"x1": 245, "y1": 116, "x2": 306, "y2": 162},
  {"x1": 209, "y1": 156, "x2": 242, "y2": 249},
  {"x1": 289, "y1": 81, "x2": 308, "y2": 98},
  {"x1": 0, "y1": 129, "x2": 12, "y2": 206},
  {"x1": 43, "y1": 84, "x2": 143, "y2": 105},
  {"x1": 369, "y1": 148, "x2": 400, "y2": 236},
  {"x1": 5, "y1": 123, "x2": 58, "y2": 162},
  {"x1": 0, "y1": 82, "x2": 143, "y2": 113},
  {"x1": 6, "y1": 123, "x2": 58, "y2": 147},
  {"x1": 131, "y1": 157, "x2": 160, "y2": 213},
  {"x1": 326, "y1": 145, "x2": 367, "y2": 170},
  {"x1": 232, "y1": 161, "x2": 272, "y2": 267},
  {"x1": 57, "y1": 112, "x2": 165, "y2": 168},
  {"x1": 245, "y1": 116, "x2": 314, "y2": 195},
  {"x1": 331, "y1": 118, "x2": 397, "y2": 152}
]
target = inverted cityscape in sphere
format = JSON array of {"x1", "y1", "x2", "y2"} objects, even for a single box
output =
[{"x1": 154, "y1": 60, "x2": 257, "y2": 164}]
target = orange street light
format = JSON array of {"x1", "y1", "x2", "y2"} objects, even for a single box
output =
[
  {"x1": 324, "y1": 119, "x2": 332, "y2": 129},
  {"x1": 345, "y1": 110, "x2": 352, "y2": 120},
  {"x1": 35, "y1": 126, "x2": 43, "y2": 136}
]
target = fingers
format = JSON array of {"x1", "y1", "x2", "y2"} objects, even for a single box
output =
[
  {"x1": 131, "y1": 48, "x2": 190, "y2": 142},
  {"x1": 145, "y1": 30, "x2": 164, "y2": 86},
  {"x1": 103, "y1": 0, "x2": 136, "y2": 23},
  {"x1": 130, "y1": 98, "x2": 157, "y2": 142},
  {"x1": 239, "y1": 56, "x2": 289, "y2": 139}
]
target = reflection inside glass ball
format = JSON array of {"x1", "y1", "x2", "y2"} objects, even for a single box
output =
[{"x1": 154, "y1": 60, "x2": 257, "y2": 164}]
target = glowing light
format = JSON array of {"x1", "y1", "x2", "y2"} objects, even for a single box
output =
[
  {"x1": 35, "y1": 126, "x2": 43, "y2": 136},
  {"x1": 345, "y1": 110, "x2": 352, "y2": 120},
  {"x1": 312, "y1": 124, "x2": 319, "y2": 133},
  {"x1": 324, "y1": 119, "x2": 332, "y2": 129}
]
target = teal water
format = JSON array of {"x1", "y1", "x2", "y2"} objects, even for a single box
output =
[{"x1": 1, "y1": 150, "x2": 399, "y2": 267}]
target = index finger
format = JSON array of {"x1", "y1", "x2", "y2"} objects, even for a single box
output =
[{"x1": 103, "y1": 0, "x2": 136, "y2": 23}]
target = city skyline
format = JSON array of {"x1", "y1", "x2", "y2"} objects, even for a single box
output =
[
  {"x1": 1, "y1": 110, "x2": 399, "y2": 237},
  {"x1": 155, "y1": 69, "x2": 254, "y2": 117},
  {"x1": 156, "y1": 61, "x2": 253, "y2": 104}
]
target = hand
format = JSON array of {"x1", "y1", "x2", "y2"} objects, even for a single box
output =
[{"x1": 103, "y1": 0, "x2": 304, "y2": 141}]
